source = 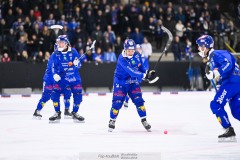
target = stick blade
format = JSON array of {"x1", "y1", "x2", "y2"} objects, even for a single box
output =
[
  {"x1": 148, "y1": 76, "x2": 159, "y2": 84},
  {"x1": 50, "y1": 25, "x2": 63, "y2": 30}
]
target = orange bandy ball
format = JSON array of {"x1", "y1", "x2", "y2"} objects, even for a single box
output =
[
  {"x1": 164, "y1": 130, "x2": 168, "y2": 134},
  {"x1": 68, "y1": 62, "x2": 73, "y2": 66}
]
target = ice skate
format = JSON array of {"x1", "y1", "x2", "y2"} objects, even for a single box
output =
[
  {"x1": 32, "y1": 109, "x2": 42, "y2": 120},
  {"x1": 123, "y1": 101, "x2": 128, "y2": 110},
  {"x1": 49, "y1": 111, "x2": 61, "y2": 123},
  {"x1": 64, "y1": 109, "x2": 73, "y2": 119},
  {"x1": 72, "y1": 112, "x2": 85, "y2": 123},
  {"x1": 141, "y1": 118, "x2": 151, "y2": 132},
  {"x1": 218, "y1": 127, "x2": 237, "y2": 142},
  {"x1": 108, "y1": 119, "x2": 116, "y2": 132}
]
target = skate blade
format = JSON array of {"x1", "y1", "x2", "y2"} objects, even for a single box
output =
[
  {"x1": 64, "y1": 115, "x2": 73, "y2": 119},
  {"x1": 218, "y1": 136, "x2": 237, "y2": 143},
  {"x1": 49, "y1": 119, "x2": 60, "y2": 123},
  {"x1": 32, "y1": 116, "x2": 41, "y2": 120},
  {"x1": 73, "y1": 119, "x2": 85, "y2": 123},
  {"x1": 146, "y1": 129, "x2": 151, "y2": 132},
  {"x1": 124, "y1": 107, "x2": 128, "y2": 110}
]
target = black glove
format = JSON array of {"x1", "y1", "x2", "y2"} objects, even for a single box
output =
[{"x1": 146, "y1": 70, "x2": 156, "y2": 80}]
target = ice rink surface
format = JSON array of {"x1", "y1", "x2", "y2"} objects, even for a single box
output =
[{"x1": 0, "y1": 91, "x2": 239, "y2": 160}]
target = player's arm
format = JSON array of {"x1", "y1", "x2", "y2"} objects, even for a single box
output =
[
  {"x1": 119, "y1": 58, "x2": 145, "y2": 79},
  {"x1": 51, "y1": 53, "x2": 62, "y2": 82},
  {"x1": 214, "y1": 54, "x2": 233, "y2": 75}
]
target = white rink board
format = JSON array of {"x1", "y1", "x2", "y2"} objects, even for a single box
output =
[{"x1": 0, "y1": 91, "x2": 239, "y2": 160}]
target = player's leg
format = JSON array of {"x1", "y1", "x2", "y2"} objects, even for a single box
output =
[
  {"x1": 108, "y1": 82, "x2": 127, "y2": 132},
  {"x1": 33, "y1": 80, "x2": 53, "y2": 119},
  {"x1": 128, "y1": 83, "x2": 151, "y2": 131},
  {"x1": 63, "y1": 87, "x2": 72, "y2": 118},
  {"x1": 71, "y1": 81, "x2": 84, "y2": 122},
  {"x1": 211, "y1": 84, "x2": 236, "y2": 141},
  {"x1": 49, "y1": 83, "x2": 63, "y2": 122},
  {"x1": 229, "y1": 92, "x2": 240, "y2": 121},
  {"x1": 123, "y1": 94, "x2": 130, "y2": 109}
]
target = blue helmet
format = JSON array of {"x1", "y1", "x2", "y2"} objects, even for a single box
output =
[
  {"x1": 196, "y1": 35, "x2": 214, "y2": 48},
  {"x1": 56, "y1": 35, "x2": 70, "y2": 51},
  {"x1": 124, "y1": 39, "x2": 136, "y2": 50}
]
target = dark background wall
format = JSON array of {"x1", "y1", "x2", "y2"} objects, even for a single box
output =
[{"x1": 0, "y1": 62, "x2": 199, "y2": 92}]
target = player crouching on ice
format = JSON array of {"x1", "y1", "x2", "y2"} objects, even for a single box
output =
[
  {"x1": 108, "y1": 39, "x2": 156, "y2": 132},
  {"x1": 50, "y1": 35, "x2": 85, "y2": 123},
  {"x1": 196, "y1": 35, "x2": 240, "y2": 142}
]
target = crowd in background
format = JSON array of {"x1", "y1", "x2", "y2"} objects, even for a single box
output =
[{"x1": 0, "y1": 0, "x2": 240, "y2": 63}]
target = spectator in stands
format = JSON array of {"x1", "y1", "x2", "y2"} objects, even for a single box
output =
[
  {"x1": 44, "y1": 13, "x2": 56, "y2": 27},
  {"x1": 35, "y1": 51, "x2": 45, "y2": 63},
  {"x1": 85, "y1": 9, "x2": 96, "y2": 36},
  {"x1": 1, "y1": 52, "x2": 11, "y2": 62},
  {"x1": 85, "y1": 46, "x2": 95, "y2": 62},
  {"x1": 103, "y1": 47, "x2": 117, "y2": 63},
  {"x1": 44, "y1": 51, "x2": 50, "y2": 62},
  {"x1": 27, "y1": 34, "x2": 39, "y2": 58},
  {"x1": 21, "y1": 50, "x2": 29, "y2": 62},
  {"x1": 57, "y1": 15, "x2": 68, "y2": 27},
  {"x1": 4, "y1": 9, "x2": 15, "y2": 29},
  {"x1": 146, "y1": 17, "x2": 155, "y2": 42},
  {"x1": 172, "y1": 36, "x2": 183, "y2": 61},
  {"x1": 175, "y1": 20, "x2": 186, "y2": 41},
  {"x1": 91, "y1": 25, "x2": 103, "y2": 43},
  {"x1": 131, "y1": 27, "x2": 144, "y2": 45},
  {"x1": 114, "y1": 36, "x2": 123, "y2": 58},
  {"x1": 40, "y1": 25, "x2": 51, "y2": 53},
  {"x1": 216, "y1": 18, "x2": 228, "y2": 49},
  {"x1": 15, "y1": 35, "x2": 27, "y2": 61},
  {"x1": 141, "y1": 37, "x2": 152, "y2": 59},
  {"x1": 155, "y1": 19, "x2": 164, "y2": 50},
  {"x1": 94, "y1": 47, "x2": 104, "y2": 63},
  {"x1": 211, "y1": 4, "x2": 221, "y2": 28},
  {"x1": 104, "y1": 25, "x2": 116, "y2": 46},
  {"x1": 5, "y1": 28, "x2": 16, "y2": 60}
]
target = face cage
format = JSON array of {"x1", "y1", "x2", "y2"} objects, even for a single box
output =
[{"x1": 197, "y1": 45, "x2": 207, "y2": 58}]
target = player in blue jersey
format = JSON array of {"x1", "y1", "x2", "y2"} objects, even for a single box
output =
[
  {"x1": 108, "y1": 39, "x2": 156, "y2": 132},
  {"x1": 49, "y1": 35, "x2": 85, "y2": 123},
  {"x1": 123, "y1": 44, "x2": 149, "y2": 109},
  {"x1": 196, "y1": 35, "x2": 240, "y2": 142},
  {"x1": 33, "y1": 44, "x2": 72, "y2": 120}
]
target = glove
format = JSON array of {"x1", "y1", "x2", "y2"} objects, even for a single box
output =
[
  {"x1": 205, "y1": 69, "x2": 220, "y2": 80},
  {"x1": 53, "y1": 74, "x2": 61, "y2": 82},
  {"x1": 73, "y1": 58, "x2": 79, "y2": 67},
  {"x1": 144, "y1": 70, "x2": 156, "y2": 80}
]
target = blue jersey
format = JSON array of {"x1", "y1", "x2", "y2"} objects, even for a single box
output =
[
  {"x1": 114, "y1": 50, "x2": 147, "y2": 84},
  {"x1": 208, "y1": 49, "x2": 240, "y2": 85},
  {"x1": 52, "y1": 47, "x2": 83, "y2": 82}
]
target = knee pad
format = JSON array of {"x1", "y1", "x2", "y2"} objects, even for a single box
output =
[
  {"x1": 132, "y1": 95, "x2": 145, "y2": 107},
  {"x1": 73, "y1": 92, "x2": 82, "y2": 104},
  {"x1": 112, "y1": 97, "x2": 125, "y2": 110},
  {"x1": 210, "y1": 100, "x2": 222, "y2": 114},
  {"x1": 41, "y1": 91, "x2": 51, "y2": 102}
]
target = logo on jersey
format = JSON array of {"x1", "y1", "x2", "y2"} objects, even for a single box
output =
[
  {"x1": 217, "y1": 89, "x2": 227, "y2": 104},
  {"x1": 131, "y1": 60, "x2": 135, "y2": 64}
]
